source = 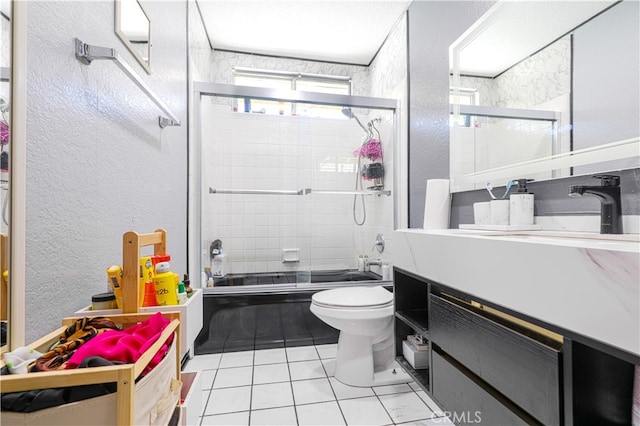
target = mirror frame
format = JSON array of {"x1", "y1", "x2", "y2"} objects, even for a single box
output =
[
  {"x1": 114, "y1": 0, "x2": 151, "y2": 74},
  {"x1": 449, "y1": 0, "x2": 639, "y2": 192}
]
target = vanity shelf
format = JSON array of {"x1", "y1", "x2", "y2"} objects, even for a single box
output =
[
  {"x1": 393, "y1": 268, "x2": 431, "y2": 392},
  {"x1": 395, "y1": 310, "x2": 428, "y2": 336}
]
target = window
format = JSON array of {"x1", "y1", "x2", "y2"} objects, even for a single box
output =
[
  {"x1": 233, "y1": 68, "x2": 351, "y2": 118},
  {"x1": 450, "y1": 87, "x2": 479, "y2": 127}
]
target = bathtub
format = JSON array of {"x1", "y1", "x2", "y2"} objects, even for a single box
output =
[
  {"x1": 203, "y1": 269, "x2": 385, "y2": 294},
  {"x1": 195, "y1": 269, "x2": 391, "y2": 354}
]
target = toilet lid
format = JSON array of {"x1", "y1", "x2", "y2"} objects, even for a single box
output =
[{"x1": 312, "y1": 286, "x2": 393, "y2": 309}]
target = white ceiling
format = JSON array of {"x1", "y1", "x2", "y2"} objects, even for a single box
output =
[
  {"x1": 196, "y1": 0, "x2": 412, "y2": 66},
  {"x1": 455, "y1": 1, "x2": 617, "y2": 77}
]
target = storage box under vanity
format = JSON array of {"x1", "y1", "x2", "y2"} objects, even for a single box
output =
[{"x1": 402, "y1": 336, "x2": 429, "y2": 369}]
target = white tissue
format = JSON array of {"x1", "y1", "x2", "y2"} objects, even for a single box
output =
[{"x1": 423, "y1": 179, "x2": 451, "y2": 229}]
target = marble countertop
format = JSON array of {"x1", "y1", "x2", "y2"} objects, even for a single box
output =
[{"x1": 392, "y1": 229, "x2": 640, "y2": 357}]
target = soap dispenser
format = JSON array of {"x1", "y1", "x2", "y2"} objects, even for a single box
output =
[
  {"x1": 211, "y1": 239, "x2": 227, "y2": 278},
  {"x1": 509, "y1": 179, "x2": 534, "y2": 225}
]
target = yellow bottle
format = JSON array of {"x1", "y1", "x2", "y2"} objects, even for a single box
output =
[
  {"x1": 106, "y1": 265, "x2": 123, "y2": 309},
  {"x1": 153, "y1": 262, "x2": 178, "y2": 306},
  {"x1": 139, "y1": 256, "x2": 154, "y2": 307}
]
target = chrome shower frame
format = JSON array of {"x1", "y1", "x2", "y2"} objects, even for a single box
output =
[{"x1": 189, "y1": 82, "x2": 401, "y2": 282}]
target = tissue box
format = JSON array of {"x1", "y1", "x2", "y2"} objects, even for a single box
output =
[{"x1": 403, "y1": 340, "x2": 429, "y2": 369}]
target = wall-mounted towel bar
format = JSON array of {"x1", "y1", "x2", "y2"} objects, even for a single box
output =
[
  {"x1": 74, "y1": 38, "x2": 180, "y2": 129},
  {"x1": 209, "y1": 188, "x2": 391, "y2": 196}
]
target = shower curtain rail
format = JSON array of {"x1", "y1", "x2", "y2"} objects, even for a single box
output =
[
  {"x1": 74, "y1": 38, "x2": 181, "y2": 129},
  {"x1": 209, "y1": 188, "x2": 391, "y2": 196}
]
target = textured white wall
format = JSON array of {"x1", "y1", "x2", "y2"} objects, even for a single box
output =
[{"x1": 25, "y1": 0, "x2": 187, "y2": 341}]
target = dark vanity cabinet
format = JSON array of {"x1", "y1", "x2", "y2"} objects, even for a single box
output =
[{"x1": 393, "y1": 268, "x2": 637, "y2": 425}]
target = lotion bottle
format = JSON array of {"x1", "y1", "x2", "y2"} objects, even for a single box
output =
[{"x1": 509, "y1": 179, "x2": 534, "y2": 226}]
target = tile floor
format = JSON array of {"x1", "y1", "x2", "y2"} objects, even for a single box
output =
[{"x1": 183, "y1": 344, "x2": 454, "y2": 426}]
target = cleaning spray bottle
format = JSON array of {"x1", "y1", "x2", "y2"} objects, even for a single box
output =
[{"x1": 509, "y1": 179, "x2": 534, "y2": 226}]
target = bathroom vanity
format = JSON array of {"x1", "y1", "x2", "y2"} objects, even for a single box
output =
[{"x1": 392, "y1": 229, "x2": 639, "y2": 425}]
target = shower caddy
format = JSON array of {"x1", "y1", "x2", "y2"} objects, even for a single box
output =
[{"x1": 0, "y1": 229, "x2": 186, "y2": 425}]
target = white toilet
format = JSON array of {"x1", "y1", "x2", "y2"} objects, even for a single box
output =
[{"x1": 310, "y1": 286, "x2": 411, "y2": 387}]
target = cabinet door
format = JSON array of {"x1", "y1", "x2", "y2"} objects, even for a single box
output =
[
  {"x1": 430, "y1": 295, "x2": 561, "y2": 425},
  {"x1": 432, "y1": 351, "x2": 535, "y2": 425}
]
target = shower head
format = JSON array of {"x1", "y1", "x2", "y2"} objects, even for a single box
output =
[
  {"x1": 341, "y1": 107, "x2": 355, "y2": 119},
  {"x1": 342, "y1": 107, "x2": 368, "y2": 134}
]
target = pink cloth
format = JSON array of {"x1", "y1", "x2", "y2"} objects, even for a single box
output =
[{"x1": 65, "y1": 312, "x2": 173, "y2": 373}]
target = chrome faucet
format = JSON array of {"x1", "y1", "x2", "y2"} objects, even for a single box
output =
[
  {"x1": 366, "y1": 258, "x2": 383, "y2": 267},
  {"x1": 568, "y1": 175, "x2": 622, "y2": 234}
]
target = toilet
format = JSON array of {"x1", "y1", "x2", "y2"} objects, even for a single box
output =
[{"x1": 310, "y1": 286, "x2": 412, "y2": 387}]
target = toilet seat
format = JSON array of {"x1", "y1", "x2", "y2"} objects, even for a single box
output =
[{"x1": 312, "y1": 286, "x2": 393, "y2": 309}]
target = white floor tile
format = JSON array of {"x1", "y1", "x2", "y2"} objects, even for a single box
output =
[
  {"x1": 185, "y1": 353, "x2": 222, "y2": 371},
  {"x1": 286, "y1": 345, "x2": 320, "y2": 362},
  {"x1": 415, "y1": 390, "x2": 443, "y2": 414},
  {"x1": 338, "y1": 396, "x2": 393, "y2": 426},
  {"x1": 289, "y1": 359, "x2": 327, "y2": 381},
  {"x1": 316, "y1": 343, "x2": 337, "y2": 359},
  {"x1": 205, "y1": 386, "x2": 252, "y2": 415},
  {"x1": 251, "y1": 382, "x2": 294, "y2": 410},
  {"x1": 408, "y1": 382, "x2": 423, "y2": 392},
  {"x1": 373, "y1": 383, "x2": 413, "y2": 396},
  {"x1": 201, "y1": 370, "x2": 217, "y2": 390},
  {"x1": 378, "y1": 391, "x2": 434, "y2": 424},
  {"x1": 201, "y1": 389, "x2": 211, "y2": 415},
  {"x1": 395, "y1": 418, "x2": 455, "y2": 426},
  {"x1": 254, "y1": 347, "x2": 287, "y2": 365},
  {"x1": 329, "y1": 377, "x2": 375, "y2": 400},
  {"x1": 201, "y1": 410, "x2": 250, "y2": 425},
  {"x1": 213, "y1": 366, "x2": 253, "y2": 388},
  {"x1": 219, "y1": 351, "x2": 254, "y2": 368},
  {"x1": 253, "y1": 362, "x2": 290, "y2": 384},
  {"x1": 249, "y1": 406, "x2": 297, "y2": 426},
  {"x1": 321, "y1": 358, "x2": 336, "y2": 376},
  {"x1": 297, "y1": 401, "x2": 346, "y2": 426},
  {"x1": 291, "y1": 377, "x2": 336, "y2": 405}
]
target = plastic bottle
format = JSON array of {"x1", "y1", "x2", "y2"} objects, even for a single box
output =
[
  {"x1": 153, "y1": 261, "x2": 178, "y2": 305},
  {"x1": 177, "y1": 282, "x2": 188, "y2": 304},
  {"x1": 207, "y1": 276, "x2": 215, "y2": 288},
  {"x1": 381, "y1": 263, "x2": 391, "y2": 281},
  {"x1": 201, "y1": 269, "x2": 207, "y2": 288},
  {"x1": 142, "y1": 281, "x2": 158, "y2": 307},
  {"x1": 106, "y1": 264, "x2": 123, "y2": 309},
  {"x1": 183, "y1": 274, "x2": 193, "y2": 297}
]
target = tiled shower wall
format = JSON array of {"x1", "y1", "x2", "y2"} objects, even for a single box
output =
[{"x1": 201, "y1": 105, "x2": 394, "y2": 275}]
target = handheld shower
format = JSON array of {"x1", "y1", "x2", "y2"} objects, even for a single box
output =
[{"x1": 342, "y1": 107, "x2": 369, "y2": 135}]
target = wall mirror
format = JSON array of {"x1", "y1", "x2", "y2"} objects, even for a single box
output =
[
  {"x1": 1, "y1": 0, "x2": 11, "y2": 353},
  {"x1": 115, "y1": 0, "x2": 151, "y2": 74},
  {"x1": 449, "y1": 0, "x2": 639, "y2": 192}
]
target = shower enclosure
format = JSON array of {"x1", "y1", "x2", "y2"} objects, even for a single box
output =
[{"x1": 193, "y1": 83, "x2": 398, "y2": 294}]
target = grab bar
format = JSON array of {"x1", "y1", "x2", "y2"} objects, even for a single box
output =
[
  {"x1": 209, "y1": 188, "x2": 391, "y2": 196},
  {"x1": 74, "y1": 38, "x2": 181, "y2": 129},
  {"x1": 209, "y1": 188, "x2": 306, "y2": 196},
  {"x1": 307, "y1": 189, "x2": 391, "y2": 196}
]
